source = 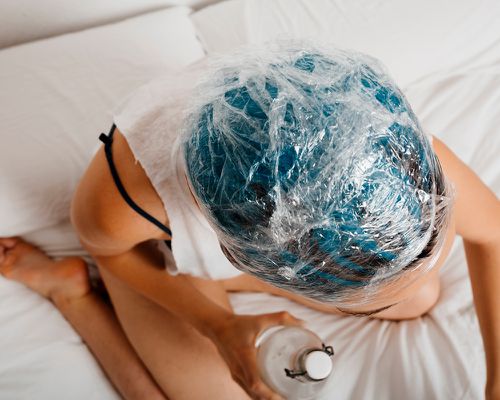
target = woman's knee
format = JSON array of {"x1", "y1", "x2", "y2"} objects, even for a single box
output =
[{"x1": 373, "y1": 275, "x2": 441, "y2": 321}]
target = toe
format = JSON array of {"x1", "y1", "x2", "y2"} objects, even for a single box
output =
[
  {"x1": 0, "y1": 237, "x2": 20, "y2": 249},
  {"x1": 0, "y1": 245, "x2": 12, "y2": 265},
  {"x1": 0, "y1": 250, "x2": 16, "y2": 270},
  {"x1": 0, "y1": 255, "x2": 13, "y2": 276}
]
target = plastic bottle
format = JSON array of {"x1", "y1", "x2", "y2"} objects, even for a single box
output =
[{"x1": 255, "y1": 326, "x2": 334, "y2": 400}]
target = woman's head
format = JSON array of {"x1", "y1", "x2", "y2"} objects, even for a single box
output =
[{"x1": 182, "y1": 41, "x2": 453, "y2": 308}]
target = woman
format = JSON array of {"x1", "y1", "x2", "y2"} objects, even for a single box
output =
[{"x1": 0, "y1": 43, "x2": 499, "y2": 400}]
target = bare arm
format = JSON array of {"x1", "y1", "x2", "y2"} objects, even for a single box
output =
[
  {"x1": 92, "y1": 242, "x2": 232, "y2": 337},
  {"x1": 433, "y1": 138, "x2": 500, "y2": 398},
  {"x1": 71, "y1": 128, "x2": 301, "y2": 399},
  {"x1": 70, "y1": 129, "x2": 232, "y2": 336}
]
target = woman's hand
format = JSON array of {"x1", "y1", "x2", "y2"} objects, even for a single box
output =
[{"x1": 209, "y1": 311, "x2": 304, "y2": 400}]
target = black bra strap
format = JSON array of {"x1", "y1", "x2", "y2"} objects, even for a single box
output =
[{"x1": 99, "y1": 124, "x2": 173, "y2": 242}]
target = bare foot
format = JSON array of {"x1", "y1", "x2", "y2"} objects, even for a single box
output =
[{"x1": 0, "y1": 237, "x2": 90, "y2": 305}]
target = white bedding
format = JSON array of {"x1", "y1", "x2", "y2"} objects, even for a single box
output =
[
  {"x1": 196, "y1": 3, "x2": 500, "y2": 395},
  {"x1": 231, "y1": 64, "x2": 500, "y2": 400},
  {"x1": 1, "y1": 1, "x2": 499, "y2": 399}
]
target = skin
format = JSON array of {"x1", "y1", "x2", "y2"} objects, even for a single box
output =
[{"x1": 0, "y1": 129, "x2": 498, "y2": 400}]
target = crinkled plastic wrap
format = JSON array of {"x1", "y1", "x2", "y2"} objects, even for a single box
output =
[{"x1": 181, "y1": 41, "x2": 453, "y2": 308}]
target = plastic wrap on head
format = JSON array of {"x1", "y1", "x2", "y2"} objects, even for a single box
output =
[{"x1": 181, "y1": 41, "x2": 454, "y2": 308}]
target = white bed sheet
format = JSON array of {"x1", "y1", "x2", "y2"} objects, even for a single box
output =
[
  {"x1": 231, "y1": 65, "x2": 500, "y2": 400},
  {"x1": 2, "y1": 58, "x2": 496, "y2": 400},
  {"x1": 1, "y1": 2, "x2": 499, "y2": 400},
  {"x1": 191, "y1": 1, "x2": 500, "y2": 396},
  {"x1": 0, "y1": 277, "x2": 119, "y2": 400},
  {"x1": 227, "y1": 56, "x2": 500, "y2": 400},
  {"x1": 0, "y1": 6, "x2": 204, "y2": 399},
  {"x1": 191, "y1": 0, "x2": 500, "y2": 89}
]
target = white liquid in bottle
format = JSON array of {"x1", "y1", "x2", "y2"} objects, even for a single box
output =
[{"x1": 256, "y1": 326, "x2": 334, "y2": 400}]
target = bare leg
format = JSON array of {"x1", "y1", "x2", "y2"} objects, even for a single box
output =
[
  {"x1": 221, "y1": 274, "x2": 350, "y2": 314},
  {"x1": 221, "y1": 272, "x2": 441, "y2": 320},
  {"x1": 0, "y1": 237, "x2": 166, "y2": 400},
  {"x1": 98, "y1": 267, "x2": 250, "y2": 400}
]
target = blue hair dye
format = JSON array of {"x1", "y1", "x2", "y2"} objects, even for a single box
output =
[{"x1": 183, "y1": 43, "x2": 451, "y2": 306}]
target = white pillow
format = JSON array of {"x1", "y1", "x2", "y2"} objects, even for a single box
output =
[
  {"x1": 0, "y1": 7, "x2": 204, "y2": 236},
  {"x1": 191, "y1": 0, "x2": 500, "y2": 87},
  {"x1": 0, "y1": 0, "x2": 221, "y2": 49}
]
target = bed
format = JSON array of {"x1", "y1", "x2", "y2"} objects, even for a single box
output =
[{"x1": 1, "y1": 1, "x2": 499, "y2": 398}]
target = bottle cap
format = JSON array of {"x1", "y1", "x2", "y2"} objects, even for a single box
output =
[{"x1": 304, "y1": 350, "x2": 333, "y2": 380}]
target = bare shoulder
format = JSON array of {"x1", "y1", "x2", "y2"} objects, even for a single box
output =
[
  {"x1": 71, "y1": 128, "x2": 170, "y2": 256},
  {"x1": 432, "y1": 136, "x2": 500, "y2": 244}
]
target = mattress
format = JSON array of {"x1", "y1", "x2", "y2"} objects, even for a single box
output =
[{"x1": 1, "y1": 1, "x2": 499, "y2": 399}]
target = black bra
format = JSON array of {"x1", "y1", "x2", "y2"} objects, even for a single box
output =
[{"x1": 99, "y1": 124, "x2": 172, "y2": 250}]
